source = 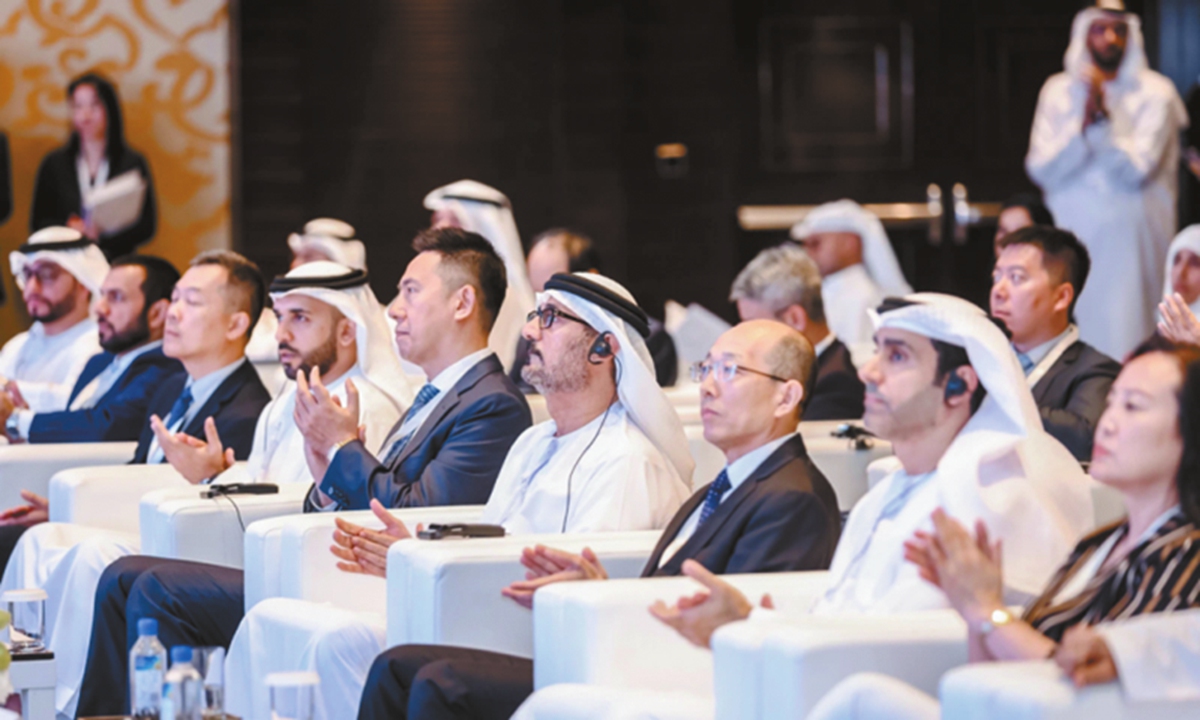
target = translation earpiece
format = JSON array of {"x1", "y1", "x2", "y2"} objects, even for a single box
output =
[
  {"x1": 944, "y1": 373, "x2": 968, "y2": 402},
  {"x1": 587, "y1": 333, "x2": 613, "y2": 365}
]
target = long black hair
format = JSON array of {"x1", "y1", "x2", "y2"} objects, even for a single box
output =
[
  {"x1": 1129, "y1": 336, "x2": 1200, "y2": 524},
  {"x1": 65, "y1": 72, "x2": 127, "y2": 167}
]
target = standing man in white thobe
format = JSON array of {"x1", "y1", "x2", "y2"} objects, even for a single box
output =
[
  {"x1": 0, "y1": 226, "x2": 108, "y2": 413},
  {"x1": 1026, "y1": 1, "x2": 1189, "y2": 360},
  {"x1": 790, "y1": 199, "x2": 912, "y2": 367}
]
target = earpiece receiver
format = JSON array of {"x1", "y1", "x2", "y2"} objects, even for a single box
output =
[
  {"x1": 944, "y1": 372, "x2": 968, "y2": 402},
  {"x1": 587, "y1": 332, "x2": 613, "y2": 365}
]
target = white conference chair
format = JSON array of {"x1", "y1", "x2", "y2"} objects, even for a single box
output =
[
  {"x1": 387, "y1": 531, "x2": 660, "y2": 657},
  {"x1": 0, "y1": 441, "x2": 137, "y2": 510},
  {"x1": 138, "y1": 482, "x2": 312, "y2": 568},
  {"x1": 241, "y1": 505, "x2": 488, "y2": 611},
  {"x1": 940, "y1": 660, "x2": 1200, "y2": 720},
  {"x1": 532, "y1": 571, "x2": 831, "y2": 697},
  {"x1": 47, "y1": 464, "x2": 188, "y2": 533},
  {"x1": 715, "y1": 610, "x2": 967, "y2": 720}
]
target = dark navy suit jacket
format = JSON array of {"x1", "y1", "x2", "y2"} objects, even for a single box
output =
[
  {"x1": 313, "y1": 354, "x2": 531, "y2": 510},
  {"x1": 643, "y1": 434, "x2": 842, "y2": 577},
  {"x1": 131, "y1": 359, "x2": 270, "y2": 464},
  {"x1": 27, "y1": 345, "x2": 183, "y2": 443}
]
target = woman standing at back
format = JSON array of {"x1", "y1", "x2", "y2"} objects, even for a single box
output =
[{"x1": 30, "y1": 72, "x2": 157, "y2": 260}]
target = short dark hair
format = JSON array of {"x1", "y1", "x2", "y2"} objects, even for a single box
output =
[
  {"x1": 997, "y1": 225, "x2": 1091, "y2": 320},
  {"x1": 412, "y1": 228, "x2": 507, "y2": 332},
  {"x1": 877, "y1": 297, "x2": 988, "y2": 414},
  {"x1": 190, "y1": 250, "x2": 266, "y2": 338},
  {"x1": 1001, "y1": 193, "x2": 1055, "y2": 228},
  {"x1": 1129, "y1": 336, "x2": 1200, "y2": 524},
  {"x1": 531, "y1": 228, "x2": 603, "y2": 274},
  {"x1": 110, "y1": 255, "x2": 180, "y2": 307}
]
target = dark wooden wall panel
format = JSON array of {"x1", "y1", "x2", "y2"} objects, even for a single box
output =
[{"x1": 236, "y1": 0, "x2": 1168, "y2": 321}]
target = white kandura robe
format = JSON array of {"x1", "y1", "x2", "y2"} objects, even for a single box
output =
[
  {"x1": 0, "y1": 367, "x2": 402, "y2": 718},
  {"x1": 224, "y1": 401, "x2": 691, "y2": 720},
  {"x1": 0, "y1": 318, "x2": 100, "y2": 413},
  {"x1": 810, "y1": 420, "x2": 1093, "y2": 615},
  {"x1": 1026, "y1": 17, "x2": 1188, "y2": 360},
  {"x1": 821, "y1": 264, "x2": 884, "y2": 369}
]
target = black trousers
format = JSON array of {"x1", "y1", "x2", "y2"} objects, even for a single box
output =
[
  {"x1": 75, "y1": 556, "x2": 246, "y2": 717},
  {"x1": 0, "y1": 524, "x2": 28, "y2": 577},
  {"x1": 358, "y1": 645, "x2": 534, "y2": 720}
]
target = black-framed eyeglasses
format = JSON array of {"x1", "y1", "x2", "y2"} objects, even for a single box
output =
[
  {"x1": 690, "y1": 359, "x2": 789, "y2": 384},
  {"x1": 527, "y1": 305, "x2": 589, "y2": 331}
]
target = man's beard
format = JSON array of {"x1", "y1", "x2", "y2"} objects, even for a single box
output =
[
  {"x1": 28, "y1": 293, "x2": 78, "y2": 324},
  {"x1": 99, "y1": 312, "x2": 152, "y2": 354},
  {"x1": 280, "y1": 334, "x2": 339, "y2": 381},
  {"x1": 521, "y1": 333, "x2": 592, "y2": 394},
  {"x1": 1090, "y1": 46, "x2": 1124, "y2": 73}
]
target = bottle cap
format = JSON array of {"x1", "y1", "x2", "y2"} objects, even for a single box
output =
[
  {"x1": 171, "y1": 646, "x2": 193, "y2": 664},
  {"x1": 137, "y1": 618, "x2": 158, "y2": 637}
]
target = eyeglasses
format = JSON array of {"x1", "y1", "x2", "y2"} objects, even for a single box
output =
[
  {"x1": 20, "y1": 265, "x2": 63, "y2": 286},
  {"x1": 689, "y1": 359, "x2": 789, "y2": 384},
  {"x1": 527, "y1": 305, "x2": 589, "y2": 331}
]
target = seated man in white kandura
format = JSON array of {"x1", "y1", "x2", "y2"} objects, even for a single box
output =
[
  {"x1": 0, "y1": 260, "x2": 408, "y2": 718},
  {"x1": 222, "y1": 271, "x2": 694, "y2": 720}
]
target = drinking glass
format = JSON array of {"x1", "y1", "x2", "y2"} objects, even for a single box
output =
[
  {"x1": 1, "y1": 588, "x2": 46, "y2": 653},
  {"x1": 266, "y1": 671, "x2": 318, "y2": 720}
]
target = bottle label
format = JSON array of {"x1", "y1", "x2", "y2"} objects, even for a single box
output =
[{"x1": 133, "y1": 655, "x2": 163, "y2": 713}]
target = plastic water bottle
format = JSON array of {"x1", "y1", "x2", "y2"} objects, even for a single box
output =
[
  {"x1": 161, "y1": 646, "x2": 204, "y2": 720},
  {"x1": 130, "y1": 618, "x2": 167, "y2": 719}
]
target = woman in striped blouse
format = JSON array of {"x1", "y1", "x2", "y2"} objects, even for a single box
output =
[{"x1": 808, "y1": 337, "x2": 1200, "y2": 719}]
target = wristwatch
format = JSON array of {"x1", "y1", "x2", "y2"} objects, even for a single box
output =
[
  {"x1": 5, "y1": 413, "x2": 19, "y2": 441},
  {"x1": 977, "y1": 607, "x2": 1015, "y2": 635}
]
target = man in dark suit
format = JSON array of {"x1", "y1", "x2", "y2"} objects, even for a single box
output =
[
  {"x1": 0, "y1": 255, "x2": 182, "y2": 443},
  {"x1": 991, "y1": 226, "x2": 1120, "y2": 460},
  {"x1": 731, "y1": 244, "x2": 864, "y2": 420},
  {"x1": 0, "y1": 250, "x2": 270, "y2": 569},
  {"x1": 355, "y1": 319, "x2": 841, "y2": 720},
  {"x1": 73, "y1": 228, "x2": 531, "y2": 718}
]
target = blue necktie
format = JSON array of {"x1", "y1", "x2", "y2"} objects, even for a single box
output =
[
  {"x1": 1017, "y1": 351, "x2": 1034, "y2": 376},
  {"x1": 381, "y1": 383, "x2": 440, "y2": 467},
  {"x1": 164, "y1": 386, "x2": 193, "y2": 430},
  {"x1": 697, "y1": 470, "x2": 731, "y2": 527}
]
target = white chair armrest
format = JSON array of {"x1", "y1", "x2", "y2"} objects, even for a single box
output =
[
  {"x1": 533, "y1": 571, "x2": 830, "y2": 696},
  {"x1": 0, "y1": 442, "x2": 137, "y2": 509},
  {"x1": 387, "y1": 531, "x2": 659, "y2": 657},
  {"x1": 940, "y1": 660, "x2": 1200, "y2": 720},
  {"x1": 713, "y1": 610, "x2": 966, "y2": 720},
  {"x1": 243, "y1": 509, "x2": 377, "y2": 611},
  {"x1": 48, "y1": 464, "x2": 187, "y2": 532},
  {"x1": 248, "y1": 506, "x2": 487, "y2": 612},
  {"x1": 139, "y1": 482, "x2": 312, "y2": 568}
]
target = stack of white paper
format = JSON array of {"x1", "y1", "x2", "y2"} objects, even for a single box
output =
[{"x1": 84, "y1": 170, "x2": 146, "y2": 235}]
